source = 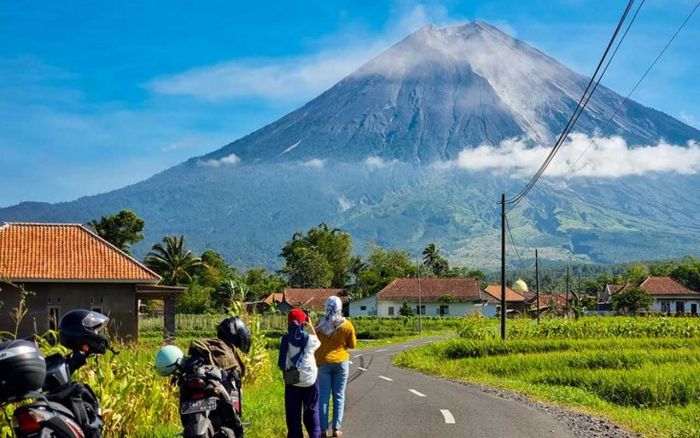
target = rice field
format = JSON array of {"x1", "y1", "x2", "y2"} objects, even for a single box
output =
[{"x1": 395, "y1": 317, "x2": 700, "y2": 438}]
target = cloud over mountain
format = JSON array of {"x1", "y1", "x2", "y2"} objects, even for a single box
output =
[{"x1": 451, "y1": 134, "x2": 700, "y2": 177}]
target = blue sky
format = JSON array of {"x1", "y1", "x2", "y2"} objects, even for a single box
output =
[{"x1": 1, "y1": 0, "x2": 699, "y2": 206}]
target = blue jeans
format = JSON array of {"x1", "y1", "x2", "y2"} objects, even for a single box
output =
[{"x1": 318, "y1": 361, "x2": 349, "y2": 431}]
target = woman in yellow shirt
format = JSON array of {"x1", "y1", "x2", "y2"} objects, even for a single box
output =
[{"x1": 315, "y1": 296, "x2": 356, "y2": 437}]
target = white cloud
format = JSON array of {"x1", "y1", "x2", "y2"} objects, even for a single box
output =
[
  {"x1": 198, "y1": 153, "x2": 241, "y2": 167},
  {"x1": 147, "y1": 4, "x2": 455, "y2": 102},
  {"x1": 364, "y1": 156, "x2": 398, "y2": 170},
  {"x1": 451, "y1": 133, "x2": 700, "y2": 177},
  {"x1": 301, "y1": 158, "x2": 325, "y2": 169}
]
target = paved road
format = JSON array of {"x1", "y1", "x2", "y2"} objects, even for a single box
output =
[{"x1": 342, "y1": 338, "x2": 577, "y2": 438}]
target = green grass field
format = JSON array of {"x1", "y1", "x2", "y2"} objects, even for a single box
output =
[{"x1": 394, "y1": 317, "x2": 700, "y2": 438}]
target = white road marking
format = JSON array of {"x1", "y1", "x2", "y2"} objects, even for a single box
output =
[
  {"x1": 375, "y1": 349, "x2": 387, "y2": 352},
  {"x1": 378, "y1": 375, "x2": 393, "y2": 381},
  {"x1": 353, "y1": 354, "x2": 363, "y2": 358},
  {"x1": 358, "y1": 367, "x2": 368, "y2": 371},
  {"x1": 440, "y1": 409, "x2": 456, "y2": 424},
  {"x1": 409, "y1": 389, "x2": 427, "y2": 397}
]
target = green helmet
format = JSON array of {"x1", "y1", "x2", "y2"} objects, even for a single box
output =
[{"x1": 155, "y1": 345, "x2": 184, "y2": 376}]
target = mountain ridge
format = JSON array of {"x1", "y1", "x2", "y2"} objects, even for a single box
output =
[{"x1": 1, "y1": 21, "x2": 698, "y2": 269}]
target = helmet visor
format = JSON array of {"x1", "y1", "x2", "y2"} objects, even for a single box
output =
[{"x1": 82, "y1": 311, "x2": 109, "y2": 332}]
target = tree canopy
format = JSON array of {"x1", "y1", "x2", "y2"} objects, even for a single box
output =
[
  {"x1": 145, "y1": 235, "x2": 202, "y2": 286},
  {"x1": 612, "y1": 287, "x2": 652, "y2": 315},
  {"x1": 88, "y1": 210, "x2": 144, "y2": 253},
  {"x1": 281, "y1": 223, "x2": 352, "y2": 288}
]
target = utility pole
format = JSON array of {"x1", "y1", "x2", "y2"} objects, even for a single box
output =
[
  {"x1": 565, "y1": 266, "x2": 570, "y2": 318},
  {"x1": 416, "y1": 258, "x2": 423, "y2": 335},
  {"x1": 535, "y1": 249, "x2": 540, "y2": 323},
  {"x1": 500, "y1": 193, "x2": 506, "y2": 340},
  {"x1": 418, "y1": 273, "x2": 423, "y2": 335}
]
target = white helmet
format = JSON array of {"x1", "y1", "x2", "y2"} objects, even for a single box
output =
[{"x1": 155, "y1": 345, "x2": 184, "y2": 376}]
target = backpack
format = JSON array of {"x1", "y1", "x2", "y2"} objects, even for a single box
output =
[
  {"x1": 48, "y1": 382, "x2": 103, "y2": 438},
  {"x1": 188, "y1": 338, "x2": 246, "y2": 378}
]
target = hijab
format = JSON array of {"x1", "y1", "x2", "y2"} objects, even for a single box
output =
[
  {"x1": 278, "y1": 309, "x2": 309, "y2": 370},
  {"x1": 317, "y1": 296, "x2": 347, "y2": 336}
]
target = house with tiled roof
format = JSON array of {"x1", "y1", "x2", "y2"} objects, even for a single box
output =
[
  {"x1": 0, "y1": 222, "x2": 184, "y2": 339},
  {"x1": 480, "y1": 284, "x2": 527, "y2": 316},
  {"x1": 282, "y1": 288, "x2": 348, "y2": 314},
  {"x1": 639, "y1": 276, "x2": 700, "y2": 315},
  {"x1": 351, "y1": 277, "x2": 483, "y2": 317}
]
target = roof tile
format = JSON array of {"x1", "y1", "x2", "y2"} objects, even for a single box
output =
[
  {"x1": 377, "y1": 277, "x2": 481, "y2": 302},
  {"x1": 0, "y1": 223, "x2": 160, "y2": 281}
]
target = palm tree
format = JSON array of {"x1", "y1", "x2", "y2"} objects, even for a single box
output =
[
  {"x1": 145, "y1": 235, "x2": 202, "y2": 285},
  {"x1": 422, "y1": 243, "x2": 440, "y2": 268}
]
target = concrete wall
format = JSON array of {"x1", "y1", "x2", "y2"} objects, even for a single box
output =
[
  {"x1": 376, "y1": 300, "x2": 480, "y2": 317},
  {"x1": 652, "y1": 297, "x2": 700, "y2": 314},
  {"x1": 0, "y1": 282, "x2": 138, "y2": 339},
  {"x1": 349, "y1": 295, "x2": 378, "y2": 316}
]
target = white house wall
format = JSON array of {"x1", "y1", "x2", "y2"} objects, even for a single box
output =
[
  {"x1": 651, "y1": 296, "x2": 700, "y2": 314},
  {"x1": 376, "y1": 301, "x2": 481, "y2": 317},
  {"x1": 349, "y1": 295, "x2": 378, "y2": 316}
]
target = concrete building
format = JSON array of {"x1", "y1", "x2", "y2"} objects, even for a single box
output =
[
  {"x1": 0, "y1": 223, "x2": 183, "y2": 340},
  {"x1": 638, "y1": 276, "x2": 699, "y2": 314},
  {"x1": 362, "y1": 277, "x2": 484, "y2": 317},
  {"x1": 600, "y1": 276, "x2": 700, "y2": 315},
  {"x1": 481, "y1": 284, "x2": 527, "y2": 317}
]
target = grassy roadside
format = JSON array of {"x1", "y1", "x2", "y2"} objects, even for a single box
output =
[{"x1": 393, "y1": 337, "x2": 700, "y2": 438}]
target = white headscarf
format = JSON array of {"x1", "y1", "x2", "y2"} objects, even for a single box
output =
[{"x1": 317, "y1": 296, "x2": 346, "y2": 336}]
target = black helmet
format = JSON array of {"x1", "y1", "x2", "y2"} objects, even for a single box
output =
[
  {"x1": 216, "y1": 316, "x2": 251, "y2": 354},
  {"x1": 58, "y1": 309, "x2": 110, "y2": 355}
]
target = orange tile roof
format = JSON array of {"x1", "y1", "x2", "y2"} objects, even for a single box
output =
[
  {"x1": 483, "y1": 285, "x2": 526, "y2": 303},
  {"x1": 377, "y1": 277, "x2": 481, "y2": 302},
  {"x1": 283, "y1": 288, "x2": 347, "y2": 312},
  {"x1": 639, "y1": 276, "x2": 700, "y2": 296},
  {"x1": 0, "y1": 223, "x2": 160, "y2": 282},
  {"x1": 262, "y1": 293, "x2": 284, "y2": 305}
]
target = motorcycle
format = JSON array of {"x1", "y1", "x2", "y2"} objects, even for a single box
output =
[
  {"x1": 155, "y1": 316, "x2": 251, "y2": 438},
  {"x1": 1, "y1": 310, "x2": 110, "y2": 438}
]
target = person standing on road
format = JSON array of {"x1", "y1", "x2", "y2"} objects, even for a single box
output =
[
  {"x1": 315, "y1": 296, "x2": 357, "y2": 438},
  {"x1": 279, "y1": 308, "x2": 322, "y2": 438}
]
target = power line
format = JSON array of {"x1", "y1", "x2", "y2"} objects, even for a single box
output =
[
  {"x1": 558, "y1": 0, "x2": 700, "y2": 182},
  {"x1": 506, "y1": 215, "x2": 527, "y2": 268},
  {"x1": 505, "y1": 0, "x2": 637, "y2": 210}
]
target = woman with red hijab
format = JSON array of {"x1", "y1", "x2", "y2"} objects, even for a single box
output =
[{"x1": 279, "y1": 308, "x2": 321, "y2": 438}]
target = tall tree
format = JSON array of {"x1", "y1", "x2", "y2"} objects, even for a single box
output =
[
  {"x1": 351, "y1": 244, "x2": 416, "y2": 298},
  {"x1": 88, "y1": 210, "x2": 145, "y2": 253},
  {"x1": 626, "y1": 262, "x2": 650, "y2": 286},
  {"x1": 281, "y1": 223, "x2": 352, "y2": 288},
  {"x1": 422, "y1": 242, "x2": 450, "y2": 276},
  {"x1": 284, "y1": 247, "x2": 334, "y2": 288},
  {"x1": 145, "y1": 235, "x2": 202, "y2": 285},
  {"x1": 612, "y1": 286, "x2": 652, "y2": 315}
]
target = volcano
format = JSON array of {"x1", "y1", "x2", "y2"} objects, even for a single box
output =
[{"x1": 2, "y1": 22, "x2": 699, "y2": 268}]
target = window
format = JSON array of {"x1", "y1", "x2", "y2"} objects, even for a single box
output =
[
  {"x1": 676, "y1": 301, "x2": 686, "y2": 313},
  {"x1": 661, "y1": 300, "x2": 671, "y2": 313},
  {"x1": 440, "y1": 305, "x2": 449, "y2": 316},
  {"x1": 692, "y1": 304, "x2": 698, "y2": 316},
  {"x1": 360, "y1": 306, "x2": 367, "y2": 311},
  {"x1": 48, "y1": 306, "x2": 60, "y2": 331},
  {"x1": 415, "y1": 305, "x2": 426, "y2": 315},
  {"x1": 388, "y1": 306, "x2": 395, "y2": 316}
]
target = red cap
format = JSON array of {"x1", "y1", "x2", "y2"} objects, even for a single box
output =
[{"x1": 288, "y1": 308, "x2": 307, "y2": 325}]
